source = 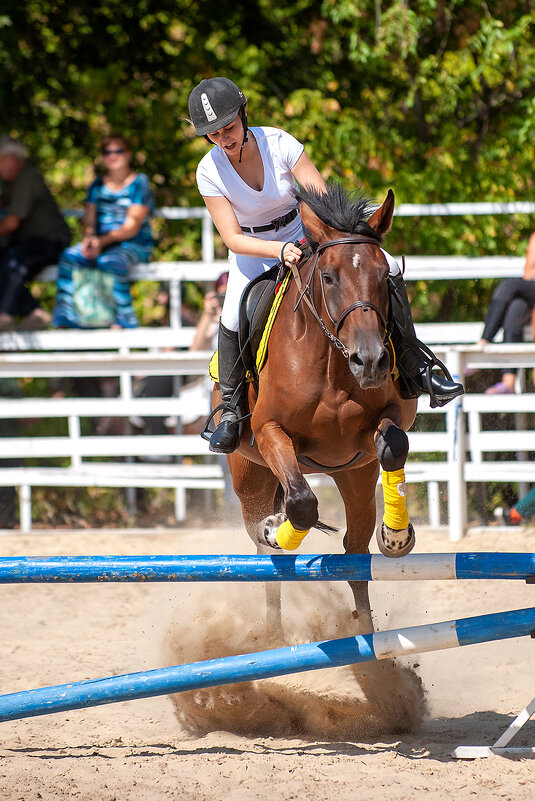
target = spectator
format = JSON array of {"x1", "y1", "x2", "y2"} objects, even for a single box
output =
[
  {"x1": 495, "y1": 486, "x2": 535, "y2": 526},
  {"x1": 52, "y1": 134, "x2": 154, "y2": 329},
  {"x1": 477, "y1": 235, "x2": 535, "y2": 394},
  {"x1": 0, "y1": 136, "x2": 71, "y2": 330},
  {"x1": 132, "y1": 273, "x2": 240, "y2": 521},
  {"x1": 133, "y1": 272, "x2": 229, "y2": 436},
  {"x1": 189, "y1": 272, "x2": 228, "y2": 352},
  {"x1": 181, "y1": 271, "x2": 229, "y2": 432}
]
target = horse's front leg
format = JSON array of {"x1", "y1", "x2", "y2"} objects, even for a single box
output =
[
  {"x1": 374, "y1": 415, "x2": 415, "y2": 557},
  {"x1": 253, "y1": 422, "x2": 318, "y2": 550}
]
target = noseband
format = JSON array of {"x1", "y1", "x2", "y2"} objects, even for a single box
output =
[{"x1": 288, "y1": 236, "x2": 391, "y2": 359}]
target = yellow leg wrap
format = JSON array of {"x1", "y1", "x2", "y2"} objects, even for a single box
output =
[
  {"x1": 382, "y1": 468, "x2": 410, "y2": 530},
  {"x1": 275, "y1": 519, "x2": 310, "y2": 551}
]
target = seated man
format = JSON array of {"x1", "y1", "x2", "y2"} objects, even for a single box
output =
[{"x1": 0, "y1": 136, "x2": 71, "y2": 330}]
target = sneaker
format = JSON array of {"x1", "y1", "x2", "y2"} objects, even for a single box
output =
[
  {"x1": 494, "y1": 506, "x2": 523, "y2": 526},
  {"x1": 485, "y1": 381, "x2": 514, "y2": 395},
  {"x1": 17, "y1": 309, "x2": 51, "y2": 330},
  {"x1": 0, "y1": 313, "x2": 15, "y2": 331}
]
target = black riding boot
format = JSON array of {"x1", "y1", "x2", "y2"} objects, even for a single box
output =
[
  {"x1": 209, "y1": 322, "x2": 244, "y2": 454},
  {"x1": 390, "y1": 274, "x2": 464, "y2": 408}
]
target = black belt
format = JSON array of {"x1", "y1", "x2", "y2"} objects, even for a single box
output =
[{"x1": 240, "y1": 207, "x2": 298, "y2": 234}]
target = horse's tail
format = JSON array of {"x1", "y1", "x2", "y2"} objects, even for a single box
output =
[
  {"x1": 314, "y1": 520, "x2": 340, "y2": 535},
  {"x1": 274, "y1": 482, "x2": 285, "y2": 514},
  {"x1": 274, "y1": 483, "x2": 339, "y2": 535}
]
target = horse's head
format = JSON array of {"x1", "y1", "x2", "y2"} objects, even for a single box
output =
[{"x1": 297, "y1": 184, "x2": 394, "y2": 389}]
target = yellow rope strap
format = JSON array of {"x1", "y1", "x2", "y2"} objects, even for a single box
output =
[
  {"x1": 275, "y1": 519, "x2": 310, "y2": 550},
  {"x1": 209, "y1": 271, "x2": 293, "y2": 383},
  {"x1": 382, "y1": 468, "x2": 409, "y2": 530}
]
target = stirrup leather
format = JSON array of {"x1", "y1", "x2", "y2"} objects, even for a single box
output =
[{"x1": 200, "y1": 401, "x2": 251, "y2": 444}]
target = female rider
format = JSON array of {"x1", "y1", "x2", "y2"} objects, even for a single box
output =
[{"x1": 189, "y1": 77, "x2": 463, "y2": 453}]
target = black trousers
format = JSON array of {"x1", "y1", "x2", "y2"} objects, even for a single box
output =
[
  {"x1": 481, "y1": 277, "x2": 535, "y2": 377},
  {"x1": 0, "y1": 237, "x2": 65, "y2": 317},
  {"x1": 481, "y1": 277, "x2": 535, "y2": 343}
]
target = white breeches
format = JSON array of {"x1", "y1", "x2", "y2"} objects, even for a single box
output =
[{"x1": 221, "y1": 216, "x2": 303, "y2": 331}]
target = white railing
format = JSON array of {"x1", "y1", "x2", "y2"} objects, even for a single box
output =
[
  {"x1": 0, "y1": 341, "x2": 534, "y2": 539},
  {"x1": 31, "y1": 255, "x2": 526, "y2": 332},
  {"x1": 53, "y1": 203, "x2": 530, "y2": 328},
  {"x1": 61, "y1": 199, "x2": 535, "y2": 266},
  {"x1": 0, "y1": 202, "x2": 529, "y2": 535}
]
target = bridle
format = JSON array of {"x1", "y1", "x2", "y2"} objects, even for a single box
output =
[{"x1": 286, "y1": 236, "x2": 392, "y2": 359}]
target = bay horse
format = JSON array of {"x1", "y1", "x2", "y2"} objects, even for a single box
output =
[{"x1": 218, "y1": 184, "x2": 418, "y2": 636}]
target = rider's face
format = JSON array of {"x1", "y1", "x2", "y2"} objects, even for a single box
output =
[{"x1": 206, "y1": 114, "x2": 244, "y2": 156}]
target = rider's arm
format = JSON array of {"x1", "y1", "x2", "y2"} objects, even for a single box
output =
[
  {"x1": 291, "y1": 151, "x2": 327, "y2": 194},
  {"x1": 202, "y1": 195, "x2": 302, "y2": 265}
]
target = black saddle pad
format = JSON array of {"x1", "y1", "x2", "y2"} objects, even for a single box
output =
[{"x1": 238, "y1": 264, "x2": 285, "y2": 386}]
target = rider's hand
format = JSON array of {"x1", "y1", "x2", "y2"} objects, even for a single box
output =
[{"x1": 281, "y1": 242, "x2": 303, "y2": 267}]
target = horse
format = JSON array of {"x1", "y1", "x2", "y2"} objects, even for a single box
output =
[{"x1": 216, "y1": 184, "x2": 418, "y2": 637}]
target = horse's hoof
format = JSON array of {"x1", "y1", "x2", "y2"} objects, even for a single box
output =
[
  {"x1": 376, "y1": 521, "x2": 415, "y2": 557},
  {"x1": 257, "y1": 513, "x2": 286, "y2": 549}
]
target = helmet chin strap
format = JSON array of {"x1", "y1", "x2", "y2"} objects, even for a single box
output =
[{"x1": 238, "y1": 105, "x2": 248, "y2": 163}]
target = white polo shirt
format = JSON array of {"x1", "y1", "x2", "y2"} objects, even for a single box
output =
[{"x1": 196, "y1": 126, "x2": 304, "y2": 234}]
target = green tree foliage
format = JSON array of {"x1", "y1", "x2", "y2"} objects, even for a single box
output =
[{"x1": 2, "y1": 1, "x2": 535, "y2": 320}]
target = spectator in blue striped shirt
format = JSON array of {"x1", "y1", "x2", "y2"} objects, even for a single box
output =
[{"x1": 52, "y1": 134, "x2": 154, "y2": 329}]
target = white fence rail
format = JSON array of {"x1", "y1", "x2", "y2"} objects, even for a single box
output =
[
  {"x1": 61, "y1": 199, "x2": 535, "y2": 268},
  {"x1": 0, "y1": 341, "x2": 534, "y2": 539},
  {"x1": 34, "y1": 255, "x2": 526, "y2": 330},
  {"x1": 55, "y1": 202, "x2": 530, "y2": 327},
  {"x1": 0, "y1": 203, "x2": 530, "y2": 536}
]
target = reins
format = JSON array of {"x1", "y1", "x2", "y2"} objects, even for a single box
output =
[{"x1": 284, "y1": 236, "x2": 392, "y2": 359}]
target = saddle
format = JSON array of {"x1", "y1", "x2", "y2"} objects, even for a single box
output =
[
  {"x1": 208, "y1": 262, "x2": 290, "y2": 390},
  {"x1": 238, "y1": 263, "x2": 287, "y2": 390},
  {"x1": 205, "y1": 264, "x2": 288, "y2": 444}
]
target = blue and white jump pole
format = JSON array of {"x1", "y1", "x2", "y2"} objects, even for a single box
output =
[
  {"x1": 0, "y1": 606, "x2": 533, "y2": 722},
  {"x1": 0, "y1": 552, "x2": 534, "y2": 583}
]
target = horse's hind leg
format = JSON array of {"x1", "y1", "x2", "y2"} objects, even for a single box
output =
[
  {"x1": 334, "y1": 463, "x2": 426, "y2": 730},
  {"x1": 227, "y1": 452, "x2": 284, "y2": 637},
  {"x1": 332, "y1": 462, "x2": 380, "y2": 635}
]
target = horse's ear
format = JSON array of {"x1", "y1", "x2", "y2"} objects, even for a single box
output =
[
  {"x1": 367, "y1": 189, "x2": 395, "y2": 236},
  {"x1": 300, "y1": 200, "x2": 332, "y2": 244}
]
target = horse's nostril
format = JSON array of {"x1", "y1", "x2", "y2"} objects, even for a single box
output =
[
  {"x1": 378, "y1": 350, "x2": 390, "y2": 374},
  {"x1": 349, "y1": 353, "x2": 363, "y2": 368}
]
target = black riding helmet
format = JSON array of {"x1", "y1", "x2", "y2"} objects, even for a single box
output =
[{"x1": 188, "y1": 77, "x2": 249, "y2": 160}]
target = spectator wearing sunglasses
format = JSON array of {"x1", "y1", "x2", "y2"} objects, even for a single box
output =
[{"x1": 52, "y1": 134, "x2": 154, "y2": 329}]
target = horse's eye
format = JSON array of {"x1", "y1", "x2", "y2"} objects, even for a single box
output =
[{"x1": 322, "y1": 273, "x2": 334, "y2": 286}]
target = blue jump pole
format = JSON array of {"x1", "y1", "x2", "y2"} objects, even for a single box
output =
[
  {"x1": 0, "y1": 553, "x2": 534, "y2": 583},
  {"x1": 0, "y1": 606, "x2": 533, "y2": 723}
]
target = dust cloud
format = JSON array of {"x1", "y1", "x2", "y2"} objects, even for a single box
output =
[{"x1": 162, "y1": 580, "x2": 426, "y2": 739}]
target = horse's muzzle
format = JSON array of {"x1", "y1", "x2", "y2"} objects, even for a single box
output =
[{"x1": 348, "y1": 345, "x2": 390, "y2": 388}]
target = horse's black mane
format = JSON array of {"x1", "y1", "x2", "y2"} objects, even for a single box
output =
[{"x1": 295, "y1": 181, "x2": 381, "y2": 245}]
